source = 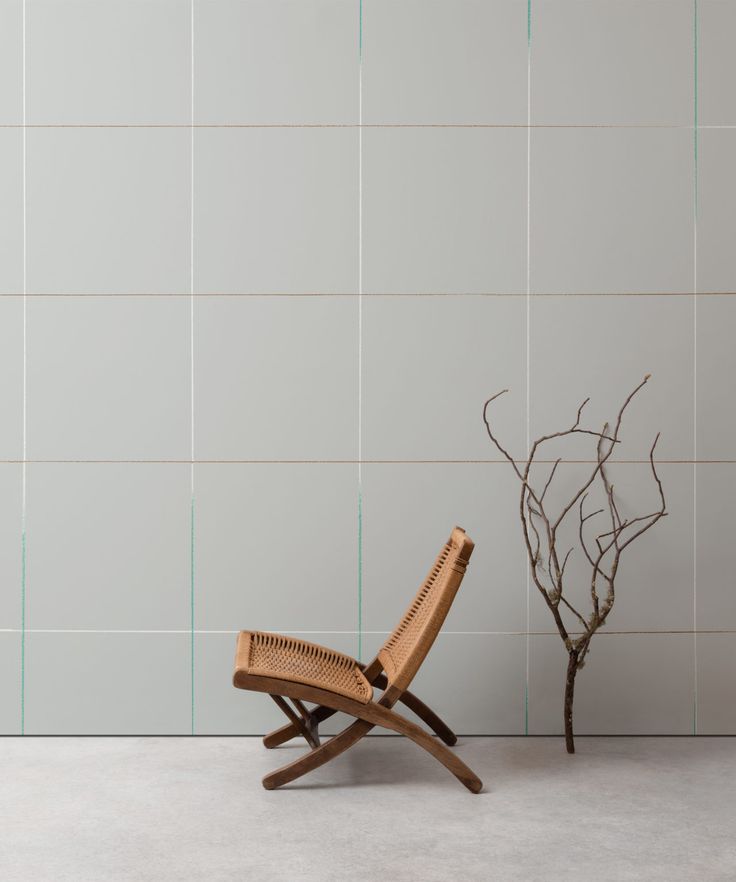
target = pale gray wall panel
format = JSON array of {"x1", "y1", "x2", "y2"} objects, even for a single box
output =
[
  {"x1": 0, "y1": 465, "x2": 21, "y2": 629},
  {"x1": 529, "y1": 295, "x2": 695, "y2": 462},
  {"x1": 0, "y1": 0, "x2": 22, "y2": 124},
  {"x1": 26, "y1": 129, "x2": 190, "y2": 294},
  {"x1": 531, "y1": 128, "x2": 693, "y2": 294},
  {"x1": 362, "y1": 128, "x2": 527, "y2": 294},
  {"x1": 194, "y1": 296, "x2": 358, "y2": 460},
  {"x1": 27, "y1": 297, "x2": 191, "y2": 460},
  {"x1": 362, "y1": 0, "x2": 527, "y2": 125},
  {"x1": 362, "y1": 295, "x2": 526, "y2": 460},
  {"x1": 532, "y1": 0, "x2": 693, "y2": 126},
  {"x1": 27, "y1": 0, "x2": 191, "y2": 125},
  {"x1": 0, "y1": 131, "x2": 22, "y2": 294},
  {"x1": 0, "y1": 297, "x2": 22, "y2": 459},
  {"x1": 0, "y1": 633, "x2": 21, "y2": 735},
  {"x1": 695, "y1": 464, "x2": 736, "y2": 631},
  {"x1": 697, "y1": 131, "x2": 736, "y2": 294},
  {"x1": 194, "y1": 464, "x2": 357, "y2": 633},
  {"x1": 696, "y1": 296, "x2": 736, "y2": 460},
  {"x1": 195, "y1": 0, "x2": 358, "y2": 125},
  {"x1": 698, "y1": 0, "x2": 736, "y2": 125},
  {"x1": 697, "y1": 635, "x2": 736, "y2": 735},
  {"x1": 23, "y1": 633, "x2": 191, "y2": 735},
  {"x1": 194, "y1": 128, "x2": 358, "y2": 295},
  {"x1": 25, "y1": 464, "x2": 191, "y2": 631}
]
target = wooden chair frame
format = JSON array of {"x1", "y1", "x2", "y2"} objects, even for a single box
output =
[{"x1": 233, "y1": 527, "x2": 483, "y2": 793}]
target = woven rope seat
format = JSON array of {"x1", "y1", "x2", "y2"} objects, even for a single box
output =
[{"x1": 235, "y1": 631, "x2": 373, "y2": 704}]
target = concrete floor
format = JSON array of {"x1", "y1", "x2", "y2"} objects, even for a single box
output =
[{"x1": 0, "y1": 736, "x2": 734, "y2": 881}]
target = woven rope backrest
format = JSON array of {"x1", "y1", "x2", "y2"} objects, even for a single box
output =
[{"x1": 378, "y1": 526, "x2": 474, "y2": 694}]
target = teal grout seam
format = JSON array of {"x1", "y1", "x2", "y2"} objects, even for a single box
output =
[
  {"x1": 190, "y1": 495, "x2": 195, "y2": 735},
  {"x1": 692, "y1": 0, "x2": 698, "y2": 738},
  {"x1": 21, "y1": 526, "x2": 26, "y2": 734}
]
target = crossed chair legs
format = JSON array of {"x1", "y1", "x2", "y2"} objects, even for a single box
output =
[{"x1": 260, "y1": 670, "x2": 483, "y2": 794}]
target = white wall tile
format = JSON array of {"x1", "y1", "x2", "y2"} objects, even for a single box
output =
[
  {"x1": 363, "y1": 0, "x2": 527, "y2": 125},
  {"x1": 195, "y1": 296, "x2": 357, "y2": 461},
  {"x1": 0, "y1": 297, "x2": 22, "y2": 459},
  {"x1": 699, "y1": 0, "x2": 736, "y2": 126},
  {"x1": 530, "y1": 295, "x2": 695, "y2": 462},
  {"x1": 27, "y1": 297, "x2": 190, "y2": 460},
  {"x1": 697, "y1": 131, "x2": 736, "y2": 294},
  {"x1": 531, "y1": 129, "x2": 693, "y2": 294},
  {"x1": 194, "y1": 464, "x2": 357, "y2": 632},
  {"x1": 27, "y1": 0, "x2": 190, "y2": 124},
  {"x1": 194, "y1": 128, "x2": 357, "y2": 294},
  {"x1": 0, "y1": 633, "x2": 21, "y2": 734},
  {"x1": 26, "y1": 464, "x2": 191, "y2": 630},
  {"x1": 533, "y1": 0, "x2": 693, "y2": 125},
  {"x1": 363, "y1": 128, "x2": 527, "y2": 294},
  {"x1": 0, "y1": 465, "x2": 21, "y2": 629},
  {"x1": 0, "y1": 130, "x2": 22, "y2": 294},
  {"x1": 23, "y1": 632, "x2": 190, "y2": 734},
  {"x1": 697, "y1": 635, "x2": 736, "y2": 734},
  {"x1": 0, "y1": 0, "x2": 22, "y2": 124},
  {"x1": 696, "y1": 464, "x2": 736, "y2": 631},
  {"x1": 363, "y1": 295, "x2": 526, "y2": 460},
  {"x1": 27, "y1": 129, "x2": 190, "y2": 294},
  {"x1": 195, "y1": 0, "x2": 358, "y2": 125},
  {"x1": 696, "y1": 296, "x2": 736, "y2": 460}
]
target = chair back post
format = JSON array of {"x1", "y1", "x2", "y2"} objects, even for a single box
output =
[{"x1": 376, "y1": 526, "x2": 474, "y2": 701}]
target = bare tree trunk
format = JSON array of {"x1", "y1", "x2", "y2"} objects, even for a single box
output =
[{"x1": 564, "y1": 650, "x2": 579, "y2": 754}]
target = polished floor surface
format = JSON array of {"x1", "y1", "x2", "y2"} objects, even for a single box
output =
[{"x1": 0, "y1": 736, "x2": 734, "y2": 881}]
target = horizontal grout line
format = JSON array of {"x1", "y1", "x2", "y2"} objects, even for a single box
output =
[
  {"x1": 1, "y1": 629, "x2": 734, "y2": 636},
  {"x1": 1, "y1": 123, "x2": 735, "y2": 130},
  {"x1": 0, "y1": 459, "x2": 732, "y2": 466},
  {"x1": 1, "y1": 291, "x2": 734, "y2": 298}
]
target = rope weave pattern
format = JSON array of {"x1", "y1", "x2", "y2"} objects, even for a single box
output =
[
  {"x1": 381, "y1": 541, "x2": 455, "y2": 678},
  {"x1": 246, "y1": 631, "x2": 373, "y2": 703}
]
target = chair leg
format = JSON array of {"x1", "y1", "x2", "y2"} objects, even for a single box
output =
[
  {"x1": 263, "y1": 684, "x2": 456, "y2": 748},
  {"x1": 368, "y1": 704, "x2": 483, "y2": 794},
  {"x1": 262, "y1": 718, "x2": 373, "y2": 790},
  {"x1": 269, "y1": 695, "x2": 320, "y2": 750},
  {"x1": 263, "y1": 704, "x2": 336, "y2": 749}
]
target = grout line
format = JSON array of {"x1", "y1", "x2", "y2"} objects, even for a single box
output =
[
  {"x1": 20, "y1": 0, "x2": 27, "y2": 737},
  {"x1": 190, "y1": 0, "x2": 196, "y2": 737},
  {"x1": 357, "y1": 0, "x2": 363, "y2": 662},
  {"x1": 3, "y1": 629, "x2": 734, "y2": 636},
  {"x1": 1, "y1": 123, "x2": 733, "y2": 130},
  {"x1": 693, "y1": 0, "x2": 699, "y2": 738},
  {"x1": 1, "y1": 459, "x2": 733, "y2": 465},
  {"x1": 524, "y1": 0, "x2": 532, "y2": 739},
  {"x1": 2, "y1": 291, "x2": 735, "y2": 298}
]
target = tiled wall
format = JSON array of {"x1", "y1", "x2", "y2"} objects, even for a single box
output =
[{"x1": 0, "y1": 0, "x2": 734, "y2": 735}]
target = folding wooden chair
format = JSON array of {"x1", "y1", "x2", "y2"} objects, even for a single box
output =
[{"x1": 232, "y1": 526, "x2": 483, "y2": 793}]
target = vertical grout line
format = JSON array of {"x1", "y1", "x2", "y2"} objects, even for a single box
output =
[
  {"x1": 524, "y1": 0, "x2": 532, "y2": 738},
  {"x1": 357, "y1": 0, "x2": 363, "y2": 662},
  {"x1": 692, "y1": 0, "x2": 698, "y2": 736},
  {"x1": 190, "y1": 0, "x2": 196, "y2": 736},
  {"x1": 21, "y1": 0, "x2": 27, "y2": 736}
]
